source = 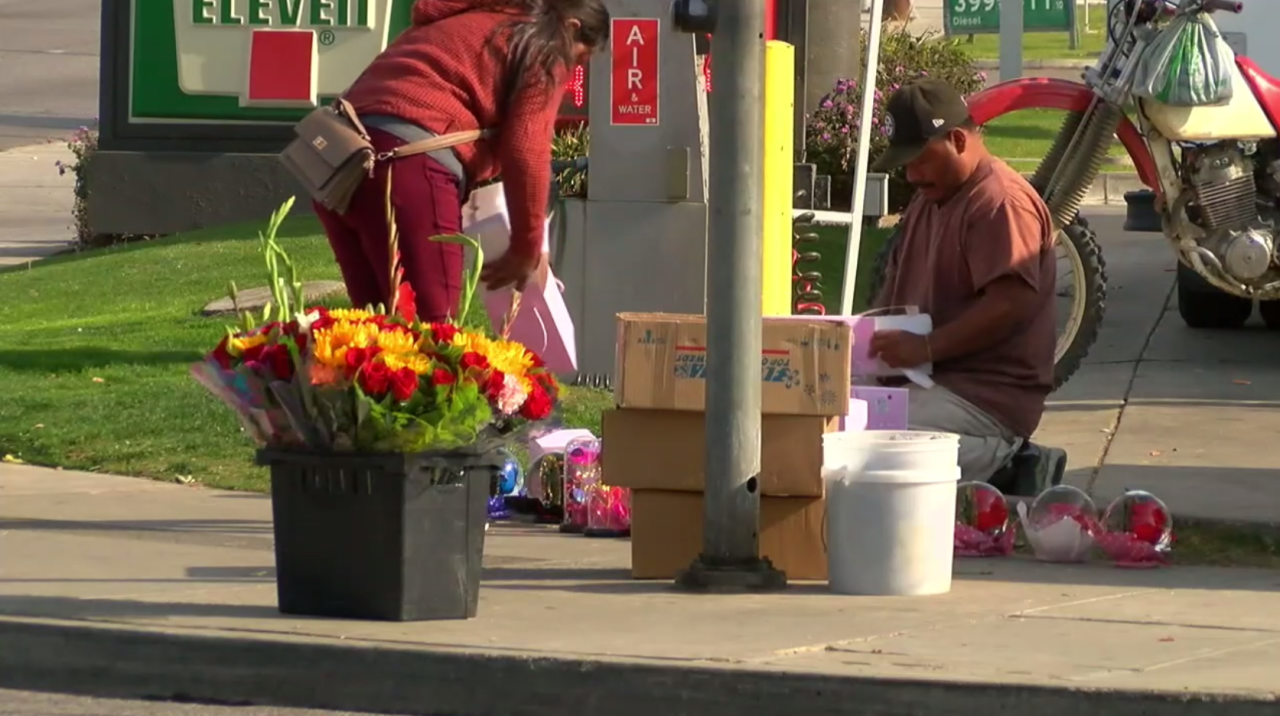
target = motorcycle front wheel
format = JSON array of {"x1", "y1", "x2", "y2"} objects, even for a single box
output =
[{"x1": 865, "y1": 217, "x2": 1106, "y2": 391}]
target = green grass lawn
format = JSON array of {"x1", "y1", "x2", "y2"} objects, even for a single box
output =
[
  {"x1": 0, "y1": 217, "x2": 612, "y2": 492},
  {"x1": 803, "y1": 224, "x2": 894, "y2": 315},
  {"x1": 981, "y1": 108, "x2": 1131, "y2": 173},
  {"x1": 953, "y1": 4, "x2": 1108, "y2": 61}
]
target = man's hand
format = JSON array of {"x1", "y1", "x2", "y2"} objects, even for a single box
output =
[
  {"x1": 481, "y1": 250, "x2": 544, "y2": 291},
  {"x1": 869, "y1": 330, "x2": 931, "y2": 369}
]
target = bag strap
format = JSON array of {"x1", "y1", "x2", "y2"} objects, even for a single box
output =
[
  {"x1": 378, "y1": 129, "x2": 493, "y2": 161},
  {"x1": 333, "y1": 98, "x2": 371, "y2": 140}
]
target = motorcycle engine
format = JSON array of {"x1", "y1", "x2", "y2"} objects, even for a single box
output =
[{"x1": 1180, "y1": 142, "x2": 1280, "y2": 285}]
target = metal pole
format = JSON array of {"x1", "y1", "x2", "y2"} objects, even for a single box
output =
[
  {"x1": 804, "y1": 0, "x2": 861, "y2": 122},
  {"x1": 676, "y1": 0, "x2": 785, "y2": 592},
  {"x1": 838, "y1": 0, "x2": 884, "y2": 316},
  {"x1": 1069, "y1": 0, "x2": 1080, "y2": 50},
  {"x1": 999, "y1": 0, "x2": 1024, "y2": 82}
]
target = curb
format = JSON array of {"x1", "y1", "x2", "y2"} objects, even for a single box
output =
[{"x1": 0, "y1": 617, "x2": 1275, "y2": 716}]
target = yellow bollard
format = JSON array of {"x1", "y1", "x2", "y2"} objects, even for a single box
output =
[{"x1": 761, "y1": 40, "x2": 795, "y2": 316}]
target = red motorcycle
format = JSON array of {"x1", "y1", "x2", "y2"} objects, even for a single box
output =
[{"x1": 885, "y1": 0, "x2": 1277, "y2": 388}]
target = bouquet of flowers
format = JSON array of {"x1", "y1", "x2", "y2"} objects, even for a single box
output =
[{"x1": 191, "y1": 197, "x2": 558, "y2": 455}]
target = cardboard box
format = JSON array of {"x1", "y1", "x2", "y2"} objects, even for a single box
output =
[
  {"x1": 630, "y1": 490, "x2": 828, "y2": 580},
  {"x1": 853, "y1": 386, "x2": 909, "y2": 430},
  {"x1": 614, "y1": 313, "x2": 853, "y2": 416},
  {"x1": 601, "y1": 408, "x2": 837, "y2": 497},
  {"x1": 772, "y1": 313, "x2": 934, "y2": 379}
]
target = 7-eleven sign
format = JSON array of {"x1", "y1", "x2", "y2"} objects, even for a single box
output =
[{"x1": 171, "y1": 0, "x2": 395, "y2": 109}]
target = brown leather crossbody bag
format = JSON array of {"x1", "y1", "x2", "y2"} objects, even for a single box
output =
[{"x1": 280, "y1": 98, "x2": 489, "y2": 214}]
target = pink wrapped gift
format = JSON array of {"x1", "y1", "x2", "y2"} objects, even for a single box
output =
[
  {"x1": 463, "y1": 184, "x2": 578, "y2": 374},
  {"x1": 527, "y1": 428, "x2": 596, "y2": 464},
  {"x1": 852, "y1": 386, "x2": 909, "y2": 430}
]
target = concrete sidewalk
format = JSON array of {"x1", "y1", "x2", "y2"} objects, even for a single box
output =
[
  {"x1": 1035, "y1": 211, "x2": 1280, "y2": 527},
  {"x1": 0, "y1": 464, "x2": 1278, "y2": 716},
  {"x1": 0, "y1": 143, "x2": 76, "y2": 266}
]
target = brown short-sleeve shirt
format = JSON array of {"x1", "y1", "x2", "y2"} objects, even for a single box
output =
[{"x1": 877, "y1": 158, "x2": 1056, "y2": 437}]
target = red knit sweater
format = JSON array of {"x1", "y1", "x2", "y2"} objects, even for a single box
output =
[{"x1": 343, "y1": 0, "x2": 565, "y2": 258}]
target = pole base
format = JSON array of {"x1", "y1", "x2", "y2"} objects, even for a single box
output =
[{"x1": 674, "y1": 555, "x2": 789, "y2": 592}]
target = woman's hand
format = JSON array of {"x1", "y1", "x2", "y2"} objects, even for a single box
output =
[{"x1": 481, "y1": 250, "x2": 546, "y2": 291}]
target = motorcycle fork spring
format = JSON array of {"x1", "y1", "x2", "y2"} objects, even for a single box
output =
[{"x1": 792, "y1": 211, "x2": 825, "y2": 315}]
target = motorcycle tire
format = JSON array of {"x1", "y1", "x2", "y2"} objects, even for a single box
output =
[
  {"x1": 1259, "y1": 300, "x2": 1280, "y2": 330},
  {"x1": 1176, "y1": 261, "x2": 1253, "y2": 329},
  {"x1": 865, "y1": 216, "x2": 1105, "y2": 392}
]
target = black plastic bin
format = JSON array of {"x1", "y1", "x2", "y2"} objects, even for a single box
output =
[{"x1": 258, "y1": 448, "x2": 500, "y2": 621}]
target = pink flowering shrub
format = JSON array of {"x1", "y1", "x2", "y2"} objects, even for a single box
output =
[
  {"x1": 54, "y1": 123, "x2": 98, "y2": 248},
  {"x1": 54, "y1": 121, "x2": 150, "y2": 249},
  {"x1": 804, "y1": 26, "x2": 986, "y2": 212}
]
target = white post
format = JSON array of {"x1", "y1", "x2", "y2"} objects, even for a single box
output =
[
  {"x1": 999, "y1": 0, "x2": 1024, "y2": 83},
  {"x1": 838, "y1": 0, "x2": 885, "y2": 316}
]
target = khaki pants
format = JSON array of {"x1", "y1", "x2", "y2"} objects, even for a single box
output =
[{"x1": 906, "y1": 385, "x2": 1022, "y2": 483}]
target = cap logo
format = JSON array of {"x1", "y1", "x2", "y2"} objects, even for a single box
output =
[
  {"x1": 884, "y1": 113, "x2": 896, "y2": 139},
  {"x1": 932, "y1": 118, "x2": 946, "y2": 128}
]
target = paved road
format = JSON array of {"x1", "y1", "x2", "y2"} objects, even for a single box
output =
[
  {"x1": 0, "y1": 0, "x2": 99, "y2": 151},
  {"x1": 0, "y1": 689, "x2": 405, "y2": 716}
]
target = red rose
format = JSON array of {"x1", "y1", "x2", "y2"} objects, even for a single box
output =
[
  {"x1": 241, "y1": 342, "x2": 267, "y2": 363},
  {"x1": 261, "y1": 343, "x2": 295, "y2": 380},
  {"x1": 390, "y1": 367, "x2": 420, "y2": 402},
  {"x1": 430, "y1": 323, "x2": 459, "y2": 344},
  {"x1": 519, "y1": 383, "x2": 554, "y2": 421},
  {"x1": 528, "y1": 351, "x2": 545, "y2": 368},
  {"x1": 460, "y1": 351, "x2": 489, "y2": 372},
  {"x1": 485, "y1": 370, "x2": 506, "y2": 401},
  {"x1": 359, "y1": 360, "x2": 392, "y2": 396},
  {"x1": 1130, "y1": 502, "x2": 1168, "y2": 544},
  {"x1": 211, "y1": 336, "x2": 234, "y2": 369},
  {"x1": 343, "y1": 346, "x2": 382, "y2": 377},
  {"x1": 536, "y1": 371, "x2": 559, "y2": 397},
  {"x1": 973, "y1": 489, "x2": 1009, "y2": 533},
  {"x1": 430, "y1": 367, "x2": 456, "y2": 386}
]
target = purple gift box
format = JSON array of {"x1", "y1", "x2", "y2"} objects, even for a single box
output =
[
  {"x1": 852, "y1": 386, "x2": 909, "y2": 430},
  {"x1": 839, "y1": 398, "x2": 869, "y2": 432}
]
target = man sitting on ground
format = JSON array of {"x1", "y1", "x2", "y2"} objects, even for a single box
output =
[{"x1": 867, "y1": 78, "x2": 1066, "y2": 495}]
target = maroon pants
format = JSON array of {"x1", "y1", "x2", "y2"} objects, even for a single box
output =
[{"x1": 315, "y1": 128, "x2": 464, "y2": 323}]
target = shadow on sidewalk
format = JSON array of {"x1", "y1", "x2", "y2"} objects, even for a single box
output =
[
  {"x1": 481, "y1": 558, "x2": 1280, "y2": 595},
  {"x1": 0, "y1": 594, "x2": 283, "y2": 621},
  {"x1": 0, "y1": 518, "x2": 271, "y2": 535}
]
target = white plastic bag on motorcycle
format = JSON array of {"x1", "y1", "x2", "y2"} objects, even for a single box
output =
[{"x1": 1133, "y1": 11, "x2": 1235, "y2": 107}]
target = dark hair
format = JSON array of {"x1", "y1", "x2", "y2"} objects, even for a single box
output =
[{"x1": 501, "y1": 0, "x2": 610, "y2": 99}]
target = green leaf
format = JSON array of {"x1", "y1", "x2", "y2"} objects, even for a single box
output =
[{"x1": 429, "y1": 233, "x2": 483, "y2": 325}]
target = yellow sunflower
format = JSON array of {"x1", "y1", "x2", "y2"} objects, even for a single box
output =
[{"x1": 311, "y1": 319, "x2": 380, "y2": 370}]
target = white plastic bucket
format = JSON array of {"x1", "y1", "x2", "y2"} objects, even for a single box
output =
[
  {"x1": 823, "y1": 430, "x2": 960, "y2": 476},
  {"x1": 824, "y1": 431, "x2": 961, "y2": 596}
]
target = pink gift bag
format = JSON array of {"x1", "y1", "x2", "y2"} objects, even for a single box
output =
[{"x1": 463, "y1": 184, "x2": 578, "y2": 374}]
